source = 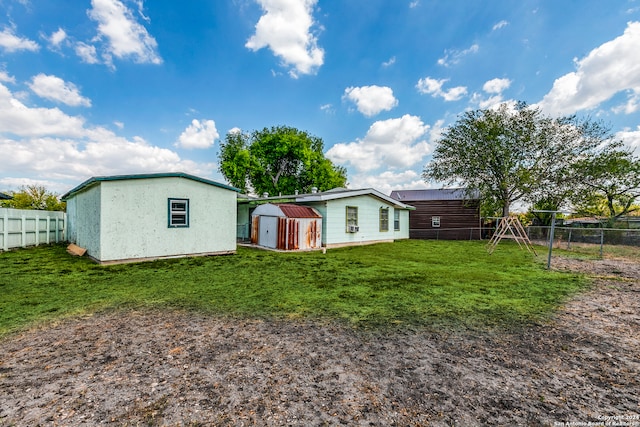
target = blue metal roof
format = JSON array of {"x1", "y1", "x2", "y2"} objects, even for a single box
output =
[
  {"x1": 390, "y1": 188, "x2": 480, "y2": 202},
  {"x1": 61, "y1": 172, "x2": 240, "y2": 200}
]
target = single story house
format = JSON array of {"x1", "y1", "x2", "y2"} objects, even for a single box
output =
[
  {"x1": 390, "y1": 188, "x2": 481, "y2": 240},
  {"x1": 250, "y1": 203, "x2": 322, "y2": 250},
  {"x1": 62, "y1": 173, "x2": 240, "y2": 264},
  {"x1": 239, "y1": 188, "x2": 414, "y2": 248}
]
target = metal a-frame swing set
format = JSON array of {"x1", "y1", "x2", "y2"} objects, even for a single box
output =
[{"x1": 487, "y1": 216, "x2": 537, "y2": 255}]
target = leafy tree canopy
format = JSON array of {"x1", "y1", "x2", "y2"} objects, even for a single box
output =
[
  {"x1": 219, "y1": 126, "x2": 347, "y2": 195},
  {"x1": 569, "y1": 149, "x2": 640, "y2": 222},
  {"x1": 423, "y1": 101, "x2": 618, "y2": 217},
  {"x1": 0, "y1": 185, "x2": 66, "y2": 211}
]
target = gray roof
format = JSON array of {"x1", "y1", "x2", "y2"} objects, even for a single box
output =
[
  {"x1": 62, "y1": 172, "x2": 240, "y2": 200},
  {"x1": 390, "y1": 188, "x2": 480, "y2": 202},
  {"x1": 239, "y1": 187, "x2": 415, "y2": 210},
  {"x1": 0, "y1": 192, "x2": 12, "y2": 200}
]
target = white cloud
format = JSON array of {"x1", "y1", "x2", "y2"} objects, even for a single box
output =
[
  {"x1": 0, "y1": 71, "x2": 15, "y2": 83},
  {"x1": 416, "y1": 77, "x2": 467, "y2": 101},
  {"x1": 492, "y1": 20, "x2": 508, "y2": 31},
  {"x1": 0, "y1": 83, "x2": 86, "y2": 137},
  {"x1": 343, "y1": 85, "x2": 398, "y2": 117},
  {"x1": 0, "y1": 82, "x2": 215, "y2": 191},
  {"x1": 409, "y1": 1, "x2": 420, "y2": 8},
  {"x1": 468, "y1": 78, "x2": 513, "y2": 109},
  {"x1": 246, "y1": 0, "x2": 324, "y2": 78},
  {"x1": 616, "y1": 126, "x2": 640, "y2": 155},
  {"x1": 320, "y1": 103, "x2": 334, "y2": 114},
  {"x1": 88, "y1": 0, "x2": 162, "y2": 66},
  {"x1": 437, "y1": 43, "x2": 479, "y2": 67},
  {"x1": 612, "y1": 91, "x2": 640, "y2": 114},
  {"x1": 28, "y1": 74, "x2": 92, "y2": 107},
  {"x1": 382, "y1": 56, "x2": 396, "y2": 67},
  {"x1": 326, "y1": 114, "x2": 432, "y2": 172},
  {"x1": 75, "y1": 42, "x2": 100, "y2": 64},
  {"x1": 0, "y1": 27, "x2": 39, "y2": 53},
  {"x1": 176, "y1": 119, "x2": 219, "y2": 149},
  {"x1": 483, "y1": 78, "x2": 511, "y2": 94},
  {"x1": 349, "y1": 170, "x2": 429, "y2": 195},
  {"x1": 48, "y1": 28, "x2": 67, "y2": 47},
  {"x1": 538, "y1": 21, "x2": 640, "y2": 116}
]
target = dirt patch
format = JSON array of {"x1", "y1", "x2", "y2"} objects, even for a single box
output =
[{"x1": 1, "y1": 256, "x2": 639, "y2": 426}]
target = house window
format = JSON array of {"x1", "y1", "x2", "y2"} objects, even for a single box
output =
[
  {"x1": 394, "y1": 210, "x2": 400, "y2": 231},
  {"x1": 432, "y1": 216, "x2": 441, "y2": 228},
  {"x1": 379, "y1": 208, "x2": 389, "y2": 232},
  {"x1": 168, "y1": 198, "x2": 189, "y2": 228},
  {"x1": 346, "y1": 206, "x2": 358, "y2": 232}
]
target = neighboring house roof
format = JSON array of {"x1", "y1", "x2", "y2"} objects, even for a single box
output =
[
  {"x1": 240, "y1": 187, "x2": 415, "y2": 210},
  {"x1": 563, "y1": 217, "x2": 606, "y2": 225},
  {"x1": 0, "y1": 192, "x2": 12, "y2": 200},
  {"x1": 390, "y1": 188, "x2": 480, "y2": 202},
  {"x1": 62, "y1": 172, "x2": 241, "y2": 200},
  {"x1": 252, "y1": 203, "x2": 322, "y2": 218}
]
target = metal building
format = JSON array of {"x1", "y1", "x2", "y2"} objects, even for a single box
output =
[{"x1": 251, "y1": 203, "x2": 322, "y2": 250}]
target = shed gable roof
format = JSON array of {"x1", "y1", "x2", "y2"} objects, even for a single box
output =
[
  {"x1": 0, "y1": 192, "x2": 12, "y2": 200},
  {"x1": 62, "y1": 172, "x2": 240, "y2": 200},
  {"x1": 252, "y1": 203, "x2": 321, "y2": 218},
  {"x1": 278, "y1": 204, "x2": 322, "y2": 218}
]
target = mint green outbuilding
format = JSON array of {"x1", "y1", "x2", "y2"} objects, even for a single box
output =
[
  {"x1": 62, "y1": 173, "x2": 240, "y2": 264},
  {"x1": 296, "y1": 188, "x2": 414, "y2": 248}
]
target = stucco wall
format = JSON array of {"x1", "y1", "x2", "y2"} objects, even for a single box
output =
[
  {"x1": 68, "y1": 184, "x2": 102, "y2": 259},
  {"x1": 97, "y1": 177, "x2": 236, "y2": 262}
]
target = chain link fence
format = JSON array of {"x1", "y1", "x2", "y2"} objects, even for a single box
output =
[{"x1": 527, "y1": 226, "x2": 640, "y2": 258}]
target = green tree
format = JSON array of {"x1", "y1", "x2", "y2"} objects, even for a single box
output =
[
  {"x1": 423, "y1": 102, "x2": 613, "y2": 217},
  {"x1": 219, "y1": 126, "x2": 347, "y2": 195},
  {"x1": 0, "y1": 185, "x2": 66, "y2": 211},
  {"x1": 570, "y1": 149, "x2": 640, "y2": 223}
]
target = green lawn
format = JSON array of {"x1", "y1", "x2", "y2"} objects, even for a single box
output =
[{"x1": 0, "y1": 240, "x2": 587, "y2": 336}]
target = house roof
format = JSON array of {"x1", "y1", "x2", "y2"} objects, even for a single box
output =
[
  {"x1": 240, "y1": 187, "x2": 415, "y2": 210},
  {"x1": 390, "y1": 188, "x2": 480, "y2": 202},
  {"x1": 61, "y1": 172, "x2": 240, "y2": 201},
  {"x1": 0, "y1": 192, "x2": 12, "y2": 200},
  {"x1": 297, "y1": 188, "x2": 415, "y2": 210}
]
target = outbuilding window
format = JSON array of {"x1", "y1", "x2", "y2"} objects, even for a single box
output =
[
  {"x1": 346, "y1": 206, "x2": 358, "y2": 232},
  {"x1": 379, "y1": 208, "x2": 389, "y2": 232},
  {"x1": 394, "y1": 210, "x2": 400, "y2": 231},
  {"x1": 431, "y1": 216, "x2": 441, "y2": 228},
  {"x1": 168, "y1": 198, "x2": 189, "y2": 228}
]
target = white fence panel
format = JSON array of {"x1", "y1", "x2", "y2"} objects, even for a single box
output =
[{"x1": 0, "y1": 208, "x2": 66, "y2": 251}]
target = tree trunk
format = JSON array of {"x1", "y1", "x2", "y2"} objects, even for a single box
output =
[{"x1": 502, "y1": 201, "x2": 510, "y2": 217}]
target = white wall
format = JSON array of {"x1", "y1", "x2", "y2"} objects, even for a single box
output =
[
  {"x1": 67, "y1": 184, "x2": 101, "y2": 259},
  {"x1": 97, "y1": 177, "x2": 236, "y2": 262},
  {"x1": 310, "y1": 195, "x2": 410, "y2": 247}
]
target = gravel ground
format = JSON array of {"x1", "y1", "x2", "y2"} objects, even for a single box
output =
[{"x1": 0, "y1": 255, "x2": 639, "y2": 426}]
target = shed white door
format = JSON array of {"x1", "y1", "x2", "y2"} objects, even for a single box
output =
[{"x1": 259, "y1": 216, "x2": 278, "y2": 249}]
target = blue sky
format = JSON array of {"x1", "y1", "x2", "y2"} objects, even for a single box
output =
[{"x1": 1, "y1": 0, "x2": 640, "y2": 196}]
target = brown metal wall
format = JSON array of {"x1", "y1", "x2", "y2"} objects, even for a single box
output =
[{"x1": 408, "y1": 200, "x2": 481, "y2": 240}]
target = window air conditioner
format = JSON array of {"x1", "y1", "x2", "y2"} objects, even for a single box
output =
[{"x1": 347, "y1": 225, "x2": 359, "y2": 233}]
